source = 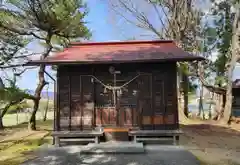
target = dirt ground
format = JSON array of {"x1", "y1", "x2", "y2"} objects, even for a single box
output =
[{"x1": 180, "y1": 120, "x2": 240, "y2": 165}]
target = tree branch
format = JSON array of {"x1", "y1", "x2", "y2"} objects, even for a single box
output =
[
  {"x1": 196, "y1": 62, "x2": 226, "y2": 95},
  {"x1": 14, "y1": 66, "x2": 38, "y2": 76},
  {"x1": 110, "y1": 0, "x2": 164, "y2": 38},
  {"x1": 0, "y1": 23, "x2": 45, "y2": 40}
]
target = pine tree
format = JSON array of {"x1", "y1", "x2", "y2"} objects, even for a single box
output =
[{"x1": 1, "y1": 0, "x2": 91, "y2": 130}]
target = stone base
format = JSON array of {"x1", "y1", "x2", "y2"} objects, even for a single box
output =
[{"x1": 80, "y1": 141, "x2": 145, "y2": 154}]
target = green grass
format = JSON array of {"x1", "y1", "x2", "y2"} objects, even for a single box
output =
[
  {"x1": 0, "y1": 106, "x2": 53, "y2": 165},
  {"x1": 0, "y1": 138, "x2": 50, "y2": 165},
  {"x1": 0, "y1": 119, "x2": 53, "y2": 165},
  {"x1": 194, "y1": 152, "x2": 240, "y2": 165}
]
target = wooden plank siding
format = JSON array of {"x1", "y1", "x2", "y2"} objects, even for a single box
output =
[{"x1": 56, "y1": 62, "x2": 179, "y2": 131}]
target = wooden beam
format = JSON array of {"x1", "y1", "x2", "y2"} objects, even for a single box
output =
[{"x1": 56, "y1": 68, "x2": 60, "y2": 131}]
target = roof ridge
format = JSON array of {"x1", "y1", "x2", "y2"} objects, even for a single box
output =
[{"x1": 69, "y1": 40, "x2": 174, "y2": 46}]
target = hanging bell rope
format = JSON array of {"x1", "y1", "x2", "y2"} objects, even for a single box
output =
[{"x1": 82, "y1": 72, "x2": 151, "y2": 107}]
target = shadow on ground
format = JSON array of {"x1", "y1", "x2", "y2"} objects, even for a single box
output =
[{"x1": 21, "y1": 145, "x2": 199, "y2": 165}]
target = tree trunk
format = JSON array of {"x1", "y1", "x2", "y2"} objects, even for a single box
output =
[
  {"x1": 28, "y1": 99, "x2": 40, "y2": 130},
  {"x1": 0, "y1": 77, "x2": 4, "y2": 89},
  {"x1": 28, "y1": 65, "x2": 47, "y2": 130},
  {"x1": 28, "y1": 34, "x2": 52, "y2": 130},
  {"x1": 198, "y1": 82, "x2": 204, "y2": 119},
  {"x1": 208, "y1": 92, "x2": 214, "y2": 119},
  {"x1": 43, "y1": 85, "x2": 49, "y2": 121},
  {"x1": 177, "y1": 70, "x2": 188, "y2": 122},
  {"x1": 0, "y1": 114, "x2": 3, "y2": 130},
  {"x1": 0, "y1": 101, "x2": 19, "y2": 129},
  {"x1": 43, "y1": 103, "x2": 48, "y2": 121},
  {"x1": 223, "y1": 85, "x2": 233, "y2": 124},
  {"x1": 222, "y1": 7, "x2": 240, "y2": 124},
  {"x1": 177, "y1": 70, "x2": 184, "y2": 115},
  {"x1": 182, "y1": 73, "x2": 189, "y2": 117},
  {"x1": 212, "y1": 94, "x2": 225, "y2": 120},
  {"x1": 223, "y1": 62, "x2": 235, "y2": 123}
]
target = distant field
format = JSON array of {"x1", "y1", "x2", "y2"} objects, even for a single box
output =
[
  {"x1": 25, "y1": 99, "x2": 54, "y2": 107},
  {"x1": 3, "y1": 111, "x2": 54, "y2": 127}
]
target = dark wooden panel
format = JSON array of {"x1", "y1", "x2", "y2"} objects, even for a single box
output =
[
  {"x1": 164, "y1": 114, "x2": 175, "y2": 124},
  {"x1": 142, "y1": 116, "x2": 151, "y2": 125},
  {"x1": 95, "y1": 107, "x2": 102, "y2": 126},
  {"x1": 102, "y1": 108, "x2": 109, "y2": 125},
  {"x1": 124, "y1": 107, "x2": 132, "y2": 125},
  {"x1": 164, "y1": 68, "x2": 176, "y2": 114},
  {"x1": 109, "y1": 107, "x2": 117, "y2": 125},
  {"x1": 95, "y1": 107, "x2": 117, "y2": 126},
  {"x1": 107, "y1": 106, "x2": 137, "y2": 127},
  {"x1": 132, "y1": 107, "x2": 138, "y2": 126},
  {"x1": 153, "y1": 79, "x2": 165, "y2": 115},
  {"x1": 70, "y1": 74, "x2": 81, "y2": 130},
  {"x1": 57, "y1": 62, "x2": 179, "y2": 131},
  {"x1": 117, "y1": 73, "x2": 138, "y2": 106},
  {"x1": 153, "y1": 115, "x2": 164, "y2": 124},
  {"x1": 59, "y1": 73, "x2": 70, "y2": 130},
  {"x1": 137, "y1": 74, "x2": 152, "y2": 129},
  {"x1": 139, "y1": 98, "x2": 152, "y2": 122},
  {"x1": 137, "y1": 74, "x2": 151, "y2": 99},
  {"x1": 163, "y1": 65, "x2": 178, "y2": 129},
  {"x1": 81, "y1": 76, "x2": 94, "y2": 129},
  {"x1": 94, "y1": 76, "x2": 113, "y2": 107}
]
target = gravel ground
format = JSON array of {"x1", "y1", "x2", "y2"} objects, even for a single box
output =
[{"x1": 22, "y1": 145, "x2": 200, "y2": 165}]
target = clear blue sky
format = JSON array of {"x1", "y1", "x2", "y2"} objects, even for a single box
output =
[{"x1": 3, "y1": 0, "x2": 240, "y2": 92}]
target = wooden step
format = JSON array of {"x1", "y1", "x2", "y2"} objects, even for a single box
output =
[
  {"x1": 60, "y1": 138, "x2": 95, "y2": 142},
  {"x1": 104, "y1": 127, "x2": 129, "y2": 132},
  {"x1": 129, "y1": 129, "x2": 183, "y2": 136},
  {"x1": 136, "y1": 137, "x2": 173, "y2": 141},
  {"x1": 52, "y1": 131, "x2": 103, "y2": 137}
]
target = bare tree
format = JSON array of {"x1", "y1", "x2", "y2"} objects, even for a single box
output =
[
  {"x1": 106, "y1": 0, "x2": 203, "y2": 118},
  {"x1": 1, "y1": 0, "x2": 90, "y2": 130}
]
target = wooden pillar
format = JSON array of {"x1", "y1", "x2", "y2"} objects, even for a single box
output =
[
  {"x1": 68, "y1": 75, "x2": 72, "y2": 130},
  {"x1": 80, "y1": 75, "x2": 83, "y2": 131},
  {"x1": 56, "y1": 68, "x2": 60, "y2": 131},
  {"x1": 54, "y1": 69, "x2": 60, "y2": 146},
  {"x1": 174, "y1": 63, "x2": 179, "y2": 129}
]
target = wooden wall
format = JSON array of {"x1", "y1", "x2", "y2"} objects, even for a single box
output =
[{"x1": 56, "y1": 62, "x2": 178, "y2": 131}]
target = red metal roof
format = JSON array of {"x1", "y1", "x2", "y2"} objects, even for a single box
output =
[{"x1": 28, "y1": 40, "x2": 204, "y2": 65}]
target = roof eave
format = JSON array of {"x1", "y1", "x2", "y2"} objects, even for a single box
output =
[{"x1": 26, "y1": 57, "x2": 205, "y2": 66}]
